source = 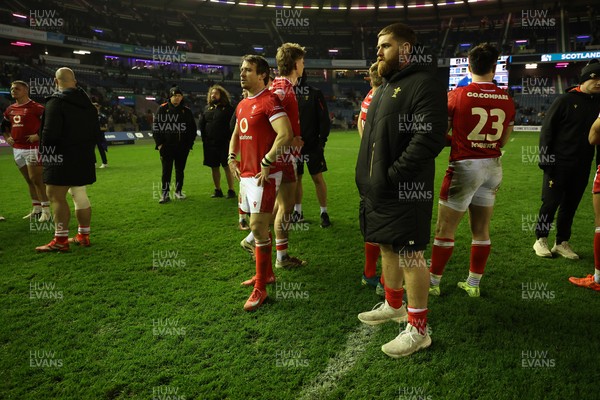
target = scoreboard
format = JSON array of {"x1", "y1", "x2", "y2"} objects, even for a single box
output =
[{"x1": 448, "y1": 55, "x2": 510, "y2": 91}]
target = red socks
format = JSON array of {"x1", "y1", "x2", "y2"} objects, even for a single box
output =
[
  {"x1": 364, "y1": 242, "x2": 380, "y2": 278},
  {"x1": 470, "y1": 240, "x2": 491, "y2": 274},
  {"x1": 430, "y1": 238, "x2": 454, "y2": 276},
  {"x1": 255, "y1": 238, "x2": 272, "y2": 290},
  {"x1": 407, "y1": 307, "x2": 428, "y2": 335},
  {"x1": 385, "y1": 285, "x2": 404, "y2": 309}
]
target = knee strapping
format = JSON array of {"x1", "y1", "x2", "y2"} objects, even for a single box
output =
[{"x1": 68, "y1": 186, "x2": 90, "y2": 210}]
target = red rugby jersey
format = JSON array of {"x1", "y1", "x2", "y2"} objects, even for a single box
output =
[
  {"x1": 235, "y1": 88, "x2": 287, "y2": 178},
  {"x1": 448, "y1": 82, "x2": 515, "y2": 162},
  {"x1": 3, "y1": 100, "x2": 45, "y2": 149}
]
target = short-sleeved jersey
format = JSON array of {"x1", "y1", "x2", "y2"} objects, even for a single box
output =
[
  {"x1": 448, "y1": 82, "x2": 515, "y2": 162},
  {"x1": 360, "y1": 88, "x2": 374, "y2": 129},
  {"x1": 2, "y1": 100, "x2": 45, "y2": 149},
  {"x1": 236, "y1": 88, "x2": 287, "y2": 178},
  {"x1": 270, "y1": 77, "x2": 300, "y2": 137}
]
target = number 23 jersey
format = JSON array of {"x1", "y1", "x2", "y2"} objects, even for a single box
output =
[{"x1": 448, "y1": 82, "x2": 515, "y2": 162}]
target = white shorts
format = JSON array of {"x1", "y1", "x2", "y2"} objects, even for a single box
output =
[
  {"x1": 439, "y1": 157, "x2": 502, "y2": 212},
  {"x1": 14, "y1": 148, "x2": 40, "y2": 168},
  {"x1": 239, "y1": 171, "x2": 283, "y2": 214}
]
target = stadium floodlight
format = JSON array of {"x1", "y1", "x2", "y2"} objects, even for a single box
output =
[
  {"x1": 555, "y1": 62, "x2": 569, "y2": 68},
  {"x1": 73, "y1": 50, "x2": 91, "y2": 55},
  {"x1": 176, "y1": 40, "x2": 187, "y2": 45},
  {"x1": 93, "y1": 29, "x2": 103, "y2": 33},
  {"x1": 10, "y1": 41, "x2": 31, "y2": 46},
  {"x1": 515, "y1": 40, "x2": 528, "y2": 44},
  {"x1": 525, "y1": 63, "x2": 538, "y2": 69},
  {"x1": 12, "y1": 13, "x2": 27, "y2": 19},
  {"x1": 145, "y1": 97, "x2": 156, "y2": 101},
  {"x1": 328, "y1": 49, "x2": 338, "y2": 54}
]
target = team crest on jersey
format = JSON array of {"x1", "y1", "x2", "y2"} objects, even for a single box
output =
[
  {"x1": 253, "y1": 201, "x2": 257, "y2": 208},
  {"x1": 251, "y1": 104, "x2": 257, "y2": 113},
  {"x1": 392, "y1": 87, "x2": 402, "y2": 98},
  {"x1": 274, "y1": 89, "x2": 286, "y2": 101}
]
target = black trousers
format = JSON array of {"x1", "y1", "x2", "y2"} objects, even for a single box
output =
[
  {"x1": 97, "y1": 143, "x2": 107, "y2": 164},
  {"x1": 535, "y1": 165, "x2": 591, "y2": 242},
  {"x1": 160, "y1": 145, "x2": 190, "y2": 195}
]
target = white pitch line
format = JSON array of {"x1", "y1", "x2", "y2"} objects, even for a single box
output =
[{"x1": 297, "y1": 324, "x2": 375, "y2": 400}]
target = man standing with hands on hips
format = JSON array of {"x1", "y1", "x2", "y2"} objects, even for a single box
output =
[{"x1": 229, "y1": 55, "x2": 293, "y2": 311}]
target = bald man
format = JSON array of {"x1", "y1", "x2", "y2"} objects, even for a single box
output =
[{"x1": 36, "y1": 67, "x2": 100, "y2": 252}]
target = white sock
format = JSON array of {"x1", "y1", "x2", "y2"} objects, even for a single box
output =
[
  {"x1": 467, "y1": 271, "x2": 483, "y2": 287},
  {"x1": 294, "y1": 204, "x2": 302, "y2": 213},
  {"x1": 245, "y1": 232, "x2": 254, "y2": 244},
  {"x1": 430, "y1": 273, "x2": 442, "y2": 286},
  {"x1": 320, "y1": 206, "x2": 327, "y2": 214},
  {"x1": 595, "y1": 268, "x2": 600, "y2": 284},
  {"x1": 276, "y1": 238, "x2": 288, "y2": 261}
]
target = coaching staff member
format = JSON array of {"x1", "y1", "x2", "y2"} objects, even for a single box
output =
[
  {"x1": 153, "y1": 86, "x2": 197, "y2": 203},
  {"x1": 355, "y1": 23, "x2": 447, "y2": 357},
  {"x1": 295, "y1": 71, "x2": 331, "y2": 227},
  {"x1": 533, "y1": 60, "x2": 600, "y2": 259},
  {"x1": 199, "y1": 85, "x2": 235, "y2": 198}
]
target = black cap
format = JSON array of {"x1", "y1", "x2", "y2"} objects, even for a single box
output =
[
  {"x1": 169, "y1": 86, "x2": 183, "y2": 97},
  {"x1": 580, "y1": 59, "x2": 600, "y2": 84}
]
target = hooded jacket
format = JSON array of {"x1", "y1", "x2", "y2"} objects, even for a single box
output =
[
  {"x1": 40, "y1": 87, "x2": 99, "y2": 186},
  {"x1": 538, "y1": 86, "x2": 600, "y2": 171},
  {"x1": 355, "y1": 61, "x2": 447, "y2": 248},
  {"x1": 153, "y1": 101, "x2": 197, "y2": 150}
]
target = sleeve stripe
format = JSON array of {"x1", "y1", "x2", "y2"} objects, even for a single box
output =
[{"x1": 269, "y1": 112, "x2": 287, "y2": 123}]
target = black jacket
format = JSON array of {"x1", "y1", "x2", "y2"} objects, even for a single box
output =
[
  {"x1": 355, "y1": 63, "x2": 447, "y2": 248},
  {"x1": 199, "y1": 103, "x2": 234, "y2": 147},
  {"x1": 297, "y1": 85, "x2": 330, "y2": 152},
  {"x1": 40, "y1": 87, "x2": 98, "y2": 186},
  {"x1": 153, "y1": 101, "x2": 197, "y2": 150},
  {"x1": 539, "y1": 87, "x2": 600, "y2": 171}
]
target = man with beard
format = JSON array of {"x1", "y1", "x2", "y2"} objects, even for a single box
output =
[
  {"x1": 200, "y1": 85, "x2": 235, "y2": 199},
  {"x1": 355, "y1": 23, "x2": 447, "y2": 357}
]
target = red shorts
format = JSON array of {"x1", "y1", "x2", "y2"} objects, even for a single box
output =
[
  {"x1": 281, "y1": 161, "x2": 297, "y2": 183},
  {"x1": 593, "y1": 165, "x2": 600, "y2": 194}
]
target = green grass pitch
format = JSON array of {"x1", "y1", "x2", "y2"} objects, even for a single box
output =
[{"x1": 1, "y1": 131, "x2": 598, "y2": 399}]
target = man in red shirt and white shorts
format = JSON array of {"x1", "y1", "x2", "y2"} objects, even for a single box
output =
[
  {"x1": 429, "y1": 43, "x2": 515, "y2": 297},
  {"x1": 229, "y1": 55, "x2": 293, "y2": 311},
  {"x1": 240, "y1": 43, "x2": 307, "y2": 269},
  {"x1": 2, "y1": 80, "x2": 51, "y2": 222}
]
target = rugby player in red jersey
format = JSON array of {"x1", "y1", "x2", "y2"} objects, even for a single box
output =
[
  {"x1": 229, "y1": 55, "x2": 293, "y2": 311},
  {"x1": 2, "y1": 81, "x2": 51, "y2": 222},
  {"x1": 240, "y1": 43, "x2": 307, "y2": 269},
  {"x1": 429, "y1": 43, "x2": 515, "y2": 297}
]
